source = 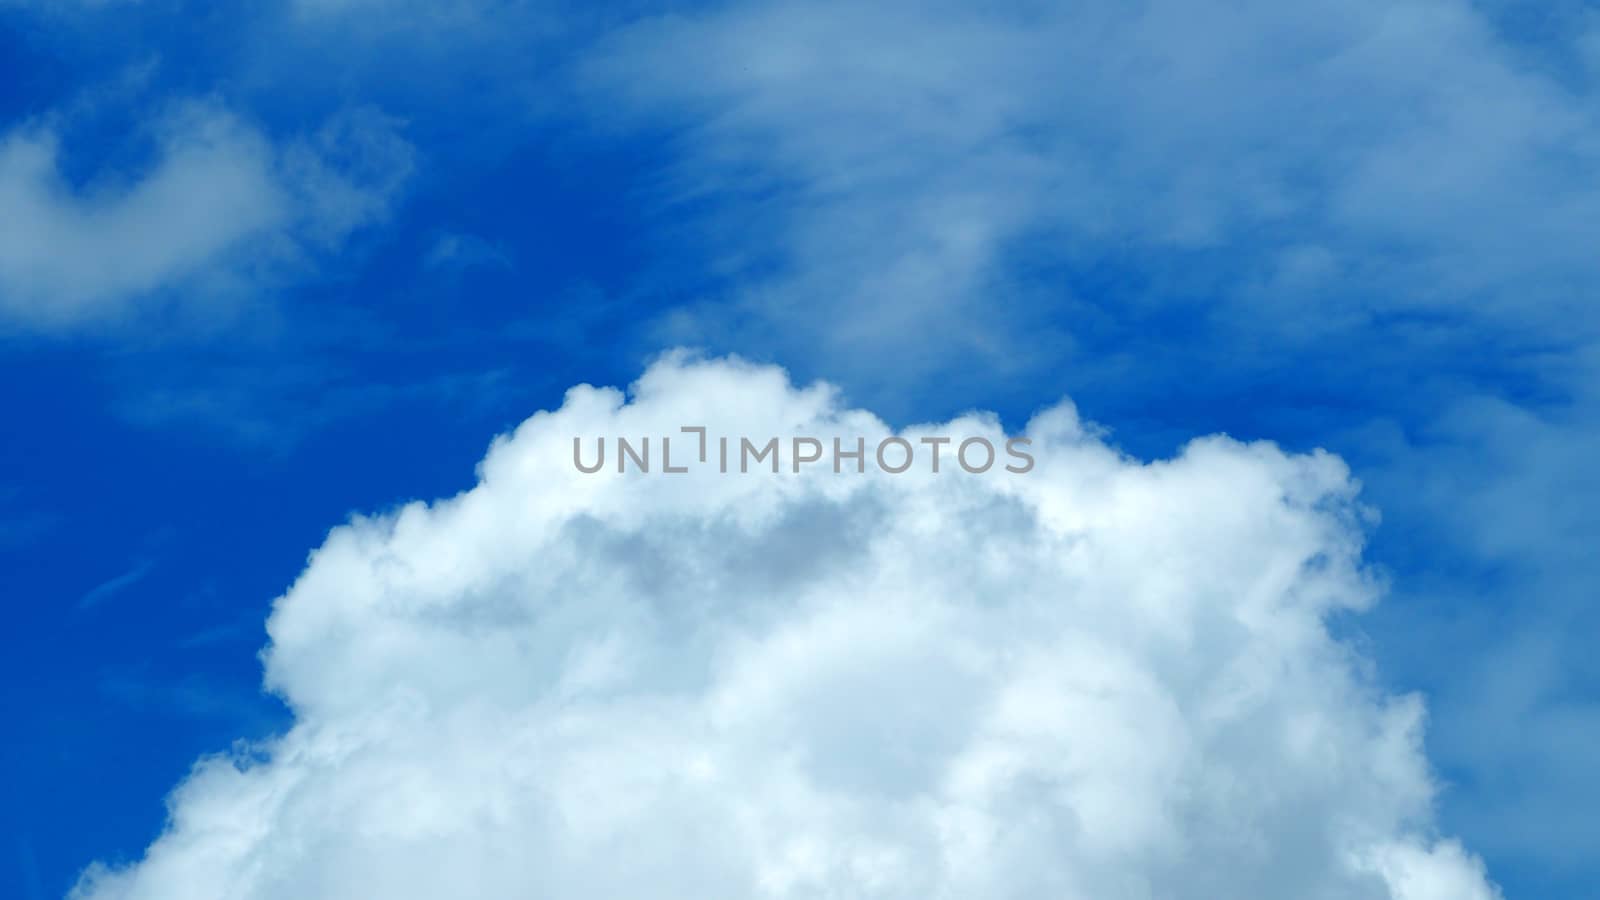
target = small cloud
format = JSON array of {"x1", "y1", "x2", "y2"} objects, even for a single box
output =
[
  {"x1": 0, "y1": 509, "x2": 59, "y2": 551},
  {"x1": 0, "y1": 98, "x2": 414, "y2": 332},
  {"x1": 97, "y1": 666, "x2": 285, "y2": 726},
  {"x1": 173, "y1": 620, "x2": 256, "y2": 650},
  {"x1": 423, "y1": 231, "x2": 512, "y2": 273},
  {"x1": 77, "y1": 559, "x2": 154, "y2": 611}
]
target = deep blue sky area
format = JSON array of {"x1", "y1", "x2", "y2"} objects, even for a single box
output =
[{"x1": 3, "y1": 2, "x2": 1598, "y2": 899}]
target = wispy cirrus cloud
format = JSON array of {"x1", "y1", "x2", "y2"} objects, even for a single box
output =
[
  {"x1": 586, "y1": 0, "x2": 1600, "y2": 392},
  {"x1": 76, "y1": 558, "x2": 155, "y2": 611}
]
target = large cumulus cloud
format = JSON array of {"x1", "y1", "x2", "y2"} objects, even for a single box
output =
[{"x1": 73, "y1": 354, "x2": 1498, "y2": 899}]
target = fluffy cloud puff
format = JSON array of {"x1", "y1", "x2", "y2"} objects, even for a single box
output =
[
  {"x1": 73, "y1": 354, "x2": 1499, "y2": 899},
  {"x1": 0, "y1": 101, "x2": 412, "y2": 329}
]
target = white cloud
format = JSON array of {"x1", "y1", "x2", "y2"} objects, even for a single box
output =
[
  {"x1": 577, "y1": 13, "x2": 1600, "y2": 879},
  {"x1": 73, "y1": 353, "x2": 1497, "y2": 899},
  {"x1": 423, "y1": 231, "x2": 512, "y2": 272},
  {"x1": 0, "y1": 101, "x2": 413, "y2": 330}
]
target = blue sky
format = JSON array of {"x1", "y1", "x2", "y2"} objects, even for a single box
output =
[{"x1": 2, "y1": 1, "x2": 1597, "y2": 898}]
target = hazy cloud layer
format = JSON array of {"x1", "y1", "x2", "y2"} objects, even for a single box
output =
[{"x1": 589, "y1": 0, "x2": 1600, "y2": 381}]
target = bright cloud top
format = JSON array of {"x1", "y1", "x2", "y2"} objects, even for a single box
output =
[{"x1": 74, "y1": 354, "x2": 1498, "y2": 899}]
